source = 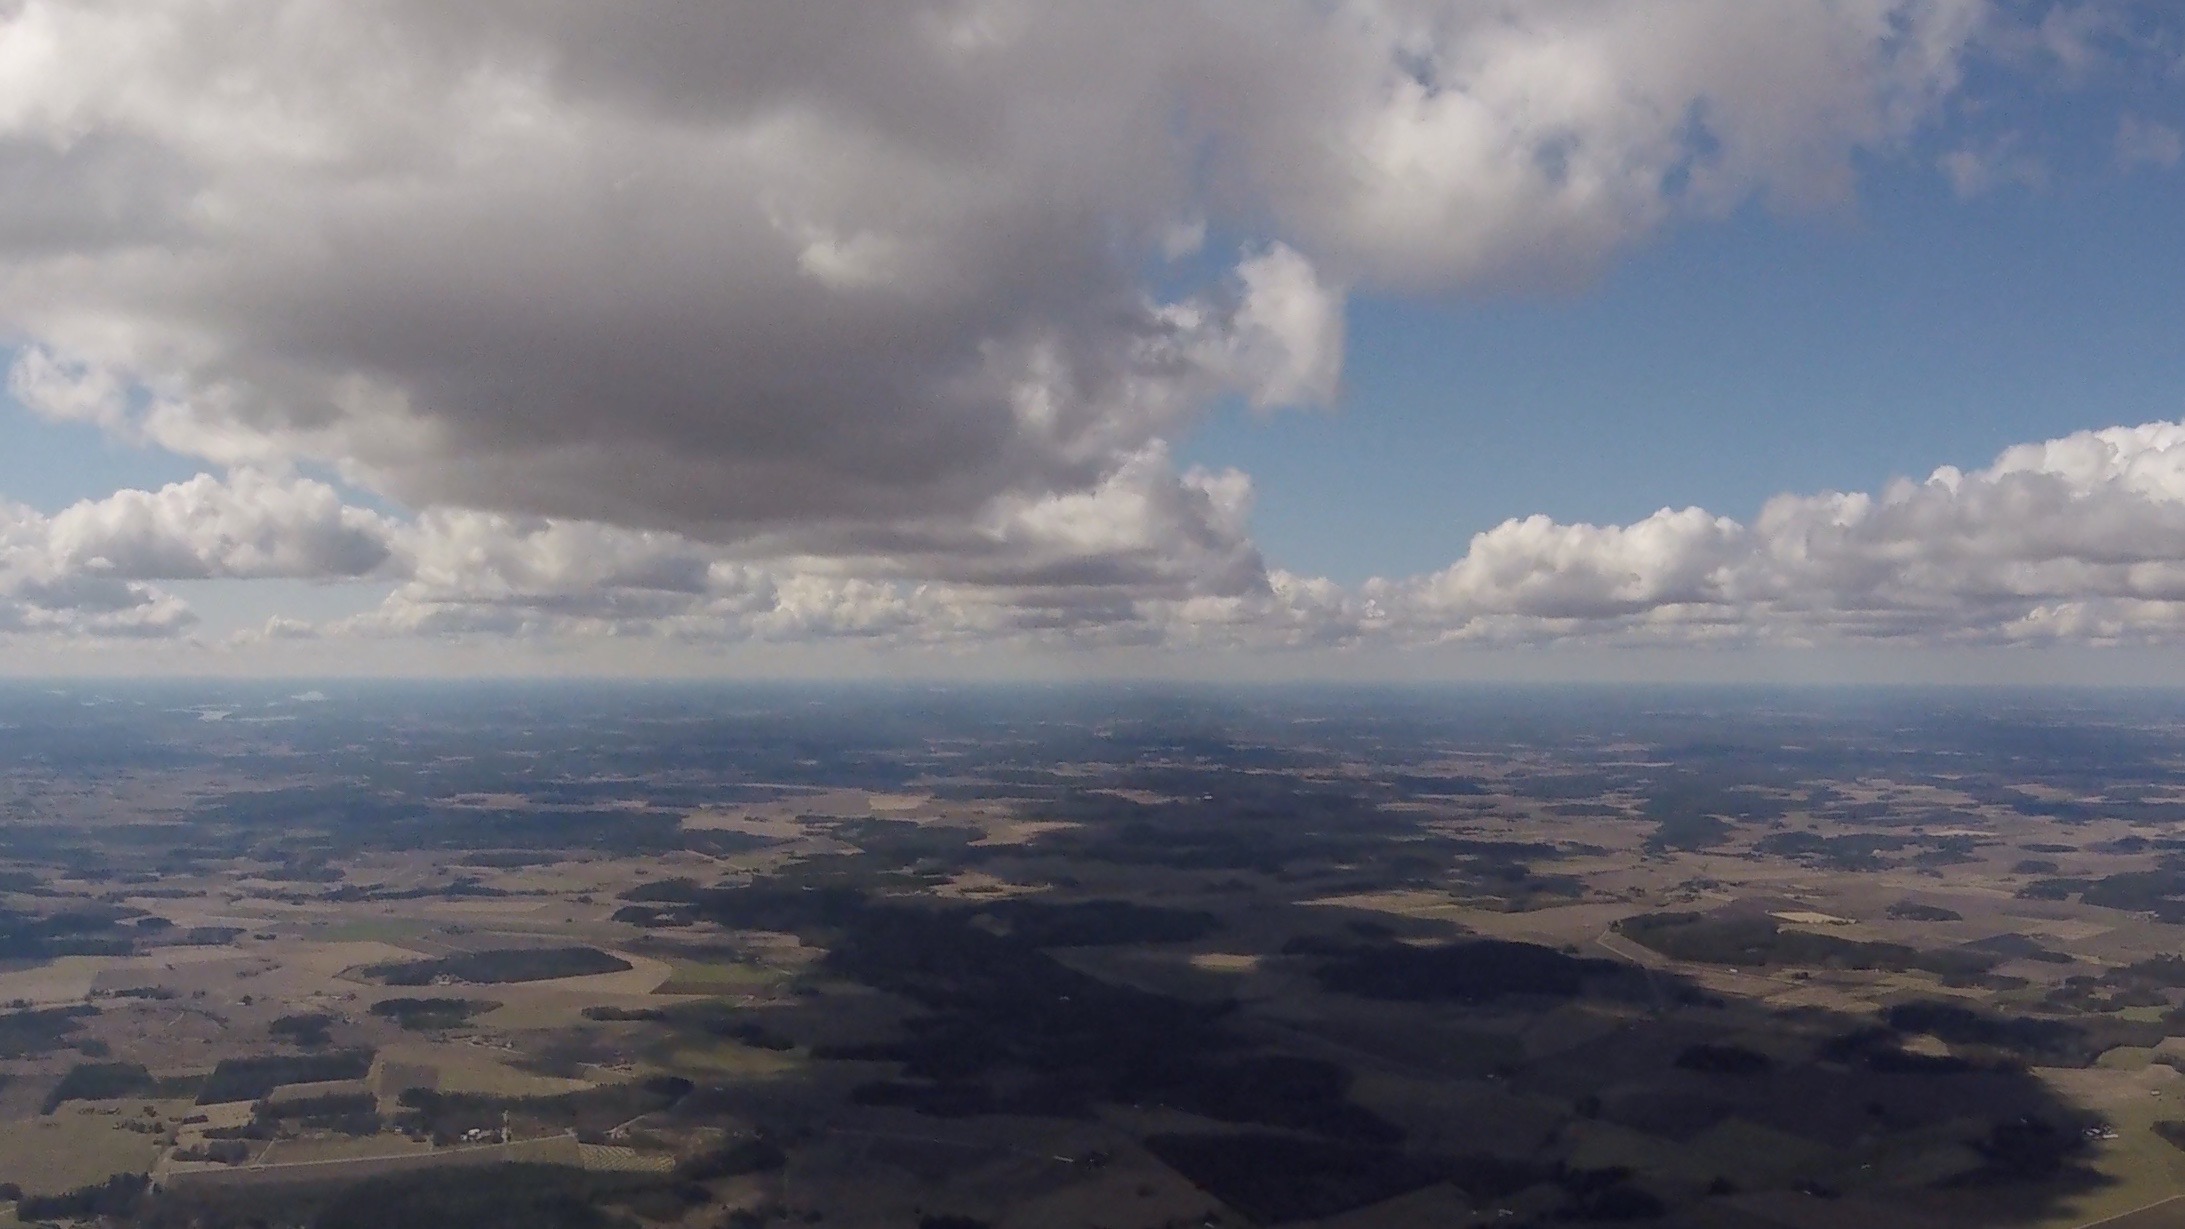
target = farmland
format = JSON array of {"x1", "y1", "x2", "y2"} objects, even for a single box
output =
[{"x1": 4, "y1": 684, "x2": 2185, "y2": 1226}]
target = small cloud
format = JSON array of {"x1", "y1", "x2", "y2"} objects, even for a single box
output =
[
  {"x1": 2036, "y1": 3, "x2": 2114, "y2": 77},
  {"x1": 1161, "y1": 217, "x2": 1207, "y2": 260},
  {"x1": 2117, "y1": 114, "x2": 2183, "y2": 171},
  {"x1": 227, "y1": 615, "x2": 322, "y2": 646},
  {"x1": 1938, "y1": 138, "x2": 2046, "y2": 197},
  {"x1": 290, "y1": 688, "x2": 328, "y2": 703}
]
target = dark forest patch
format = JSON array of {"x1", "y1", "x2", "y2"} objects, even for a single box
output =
[
  {"x1": 1308, "y1": 938, "x2": 1631, "y2": 1004},
  {"x1": 270, "y1": 1013, "x2": 335, "y2": 1047},
  {"x1": 0, "y1": 902, "x2": 136, "y2": 961},
  {"x1": 2018, "y1": 867, "x2": 2185, "y2": 922},
  {"x1": 369, "y1": 997, "x2": 501, "y2": 1031},
  {"x1": 1675, "y1": 1043, "x2": 1772, "y2": 1075},
  {"x1": 43, "y1": 1060, "x2": 161, "y2": 1112},
  {"x1": 197, "y1": 1050, "x2": 373, "y2": 1104},
  {"x1": 0, "y1": 1004, "x2": 96, "y2": 1058},
  {"x1": 1143, "y1": 1133, "x2": 1447, "y2": 1224},
  {"x1": 1882, "y1": 1000, "x2": 2159, "y2": 1068},
  {"x1": 803, "y1": 904, "x2": 1400, "y2": 1139},
  {"x1": 1646, "y1": 813, "x2": 1731, "y2": 852},
  {"x1": 1617, "y1": 912, "x2": 1993, "y2": 977},
  {"x1": 965, "y1": 898, "x2": 1219, "y2": 946}
]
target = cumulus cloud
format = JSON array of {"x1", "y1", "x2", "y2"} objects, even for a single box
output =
[
  {"x1": 67, "y1": 418, "x2": 2185, "y2": 656},
  {"x1": 0, "y1": 471, "x2": 397, "y2": 640},
  {"x1": 326, "y1": 443, "x2": 1270, "y2": 645},
  {"x1": 1388, "y1": 422, "x2": 2185, "y2": 647},
  {"x1": 44, "y1": 470, "x2": 397, "y2": 580},
  {"x1": 0, "y1": 1, "x2": 1991, "y2": 566},
  {"x1": 10, "y1": 0, "x2": 2178, "y2": 662}
]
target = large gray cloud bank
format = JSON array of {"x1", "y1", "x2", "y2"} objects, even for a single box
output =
[{"x1": 4, "y1": 0, "x2": 2179, "y2": 657}]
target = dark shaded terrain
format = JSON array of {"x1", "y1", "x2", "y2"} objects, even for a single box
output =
[{"x1": 6, "y1": 684, "x2": 2185, "y2": 1226}]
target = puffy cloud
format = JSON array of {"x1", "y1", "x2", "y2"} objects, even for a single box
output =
[
  {"x1": 1389, "y1": 421, "x2": 2185, "y2": 647},
  {"x1": 44, "y1": 469, "x2": 396, "y2": 580},
  {"x1": 0, "y1": 0, "x2": 1991, "y2": 570},
  {"x1": 0, "y1": 471, "x2": 397, "y2": 640},
  {"x1": 1938, "y1": 130, "x2": 2048, "y2": 197},
  {"x1": 1216, "y1": 245, "x2": 1346, "y2": 411},
  {"x1": 16, "y1": 1, "x2": 2177, "y2": 662},
  {"x1": 1248, "y1": 0, "x2": 1987, "y2": 287},
  {"x1": 105, "y1": 418, "x2": 2185, "y2": 656},
  {"x1": 0, "y1": 583, "x2": 196, "y2": 639},
  {"x1": 339, "y1": 443, "x2": 1271, "y2": 645},
  {"x1": 1409, "y1": 508, "x2": 1745, "y2": 622}
]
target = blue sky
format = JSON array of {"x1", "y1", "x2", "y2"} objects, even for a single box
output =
[
  {"x1": 0, "y1": 407, "x2": 199, "y2": 510},
  {"x1": 1185, "y1": 142, "x2": 2185, "y2": 582},
  {"x1": 3, "y1": 2, "x2": 2185, "y2": 676}
]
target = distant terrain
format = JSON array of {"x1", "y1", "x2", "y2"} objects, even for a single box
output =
[{"x1": 2, "y1": 683, "x2": 2185, "y2": 1227}]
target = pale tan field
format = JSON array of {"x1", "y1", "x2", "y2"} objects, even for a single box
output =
[
  {"x1": 930, "y1": 869, "x2": 1046, "y2": 900},
  {"x1": 970, "y1": 819, "x2": 1081, "y2": 847},
  {"x1": 1303, "y1": 888, "x2": 1477, "y2": 922},
  {"x1": 372, "y1": 1040, "x2": 597, "y2": 1097},
  {"x1": 0, "y1": 957, "x2": 109, "y2": 1006},
  {"x1": 256, "y1": 1134, "x2": 433, "y2": 1165},
  {"x1": 0, "y1": 1105, "x2": 168, "y2": 1194}
]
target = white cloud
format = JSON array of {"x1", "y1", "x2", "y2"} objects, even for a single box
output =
[
  {"x1": 45, "y1": 469, "x2": 397, "y2": 580},
  {"x1": 2118, "y1": 113, "x2": 2184, "y2": 170},
  {"x1": 1256, "y1": 0, "x2": 1987, "y2": 286},
  {"x1": 44, "y1": 417, "x2": 2185, "y2": 658},
  {"x1": 1222, "y1": 245, "x2": 1346, "y2": 411},
  {"x1": 327, "y1": 443, "x2": 1272, "y2": 646},
  {"x1": 0, "y1": 471, "x2": 398, "y2": 641},
  {"x1": 1938, "y1": 134, "x2": 2047, "y2": 196},
  {"x1": 1386, "y1": 421, "x2": 2185, "y2": 648},
  {"x1": 9, "y1": 1, "x2": 2176, "y2": 665}
]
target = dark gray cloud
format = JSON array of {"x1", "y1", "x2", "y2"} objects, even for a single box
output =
[{"x1": 0, "y1": 2, "x2": 1980, "y2": 553}]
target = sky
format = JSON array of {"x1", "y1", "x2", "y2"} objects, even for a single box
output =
[{"x1": 2, "y1": 0, "x2": 2185, "y2": 681}]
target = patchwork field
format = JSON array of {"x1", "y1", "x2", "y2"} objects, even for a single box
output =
[{"x1": 8, "y1": 687, "x2": 2185, "y2": 1227}]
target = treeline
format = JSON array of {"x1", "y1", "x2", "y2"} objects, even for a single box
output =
[
  {"x1": 1143, "y1": 1133, "x2": 1662, "y2": 1225},
  {"x1": 0, "y1": 902, "x2": 137, "y2": 960},
  {"x1": 1302, "y1": 936, "x2": 1629, "y2": 1004},
  {"x1": 0, "y1": 1003, "x2": 96, "y2": 1059},
  {"x1": 16, "y1": 1172, "x2": 149, "y2": 1222},
  {"x1": 2018, "y1": 864, "x2": 2185, "y2": 922},
  {"x1": 1881, "y1": 999, "x2": 2163, "y2": 1069},
  {"x1": 255, "y1": 1090, "x2": 381, "y2": 1136},
  {"x1": 43, "y1": 1060, "x2": 176, "y2": 1113},
  {"x1": 198, "y1": 1050, "x2": 373, "y2": 1104},
  {"x1": 1616, "y1": 912, "x2": 1995, "y2": 978},
  {"x1": 370, "y1": 997, "x2": 501, "y2": 1030}
]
